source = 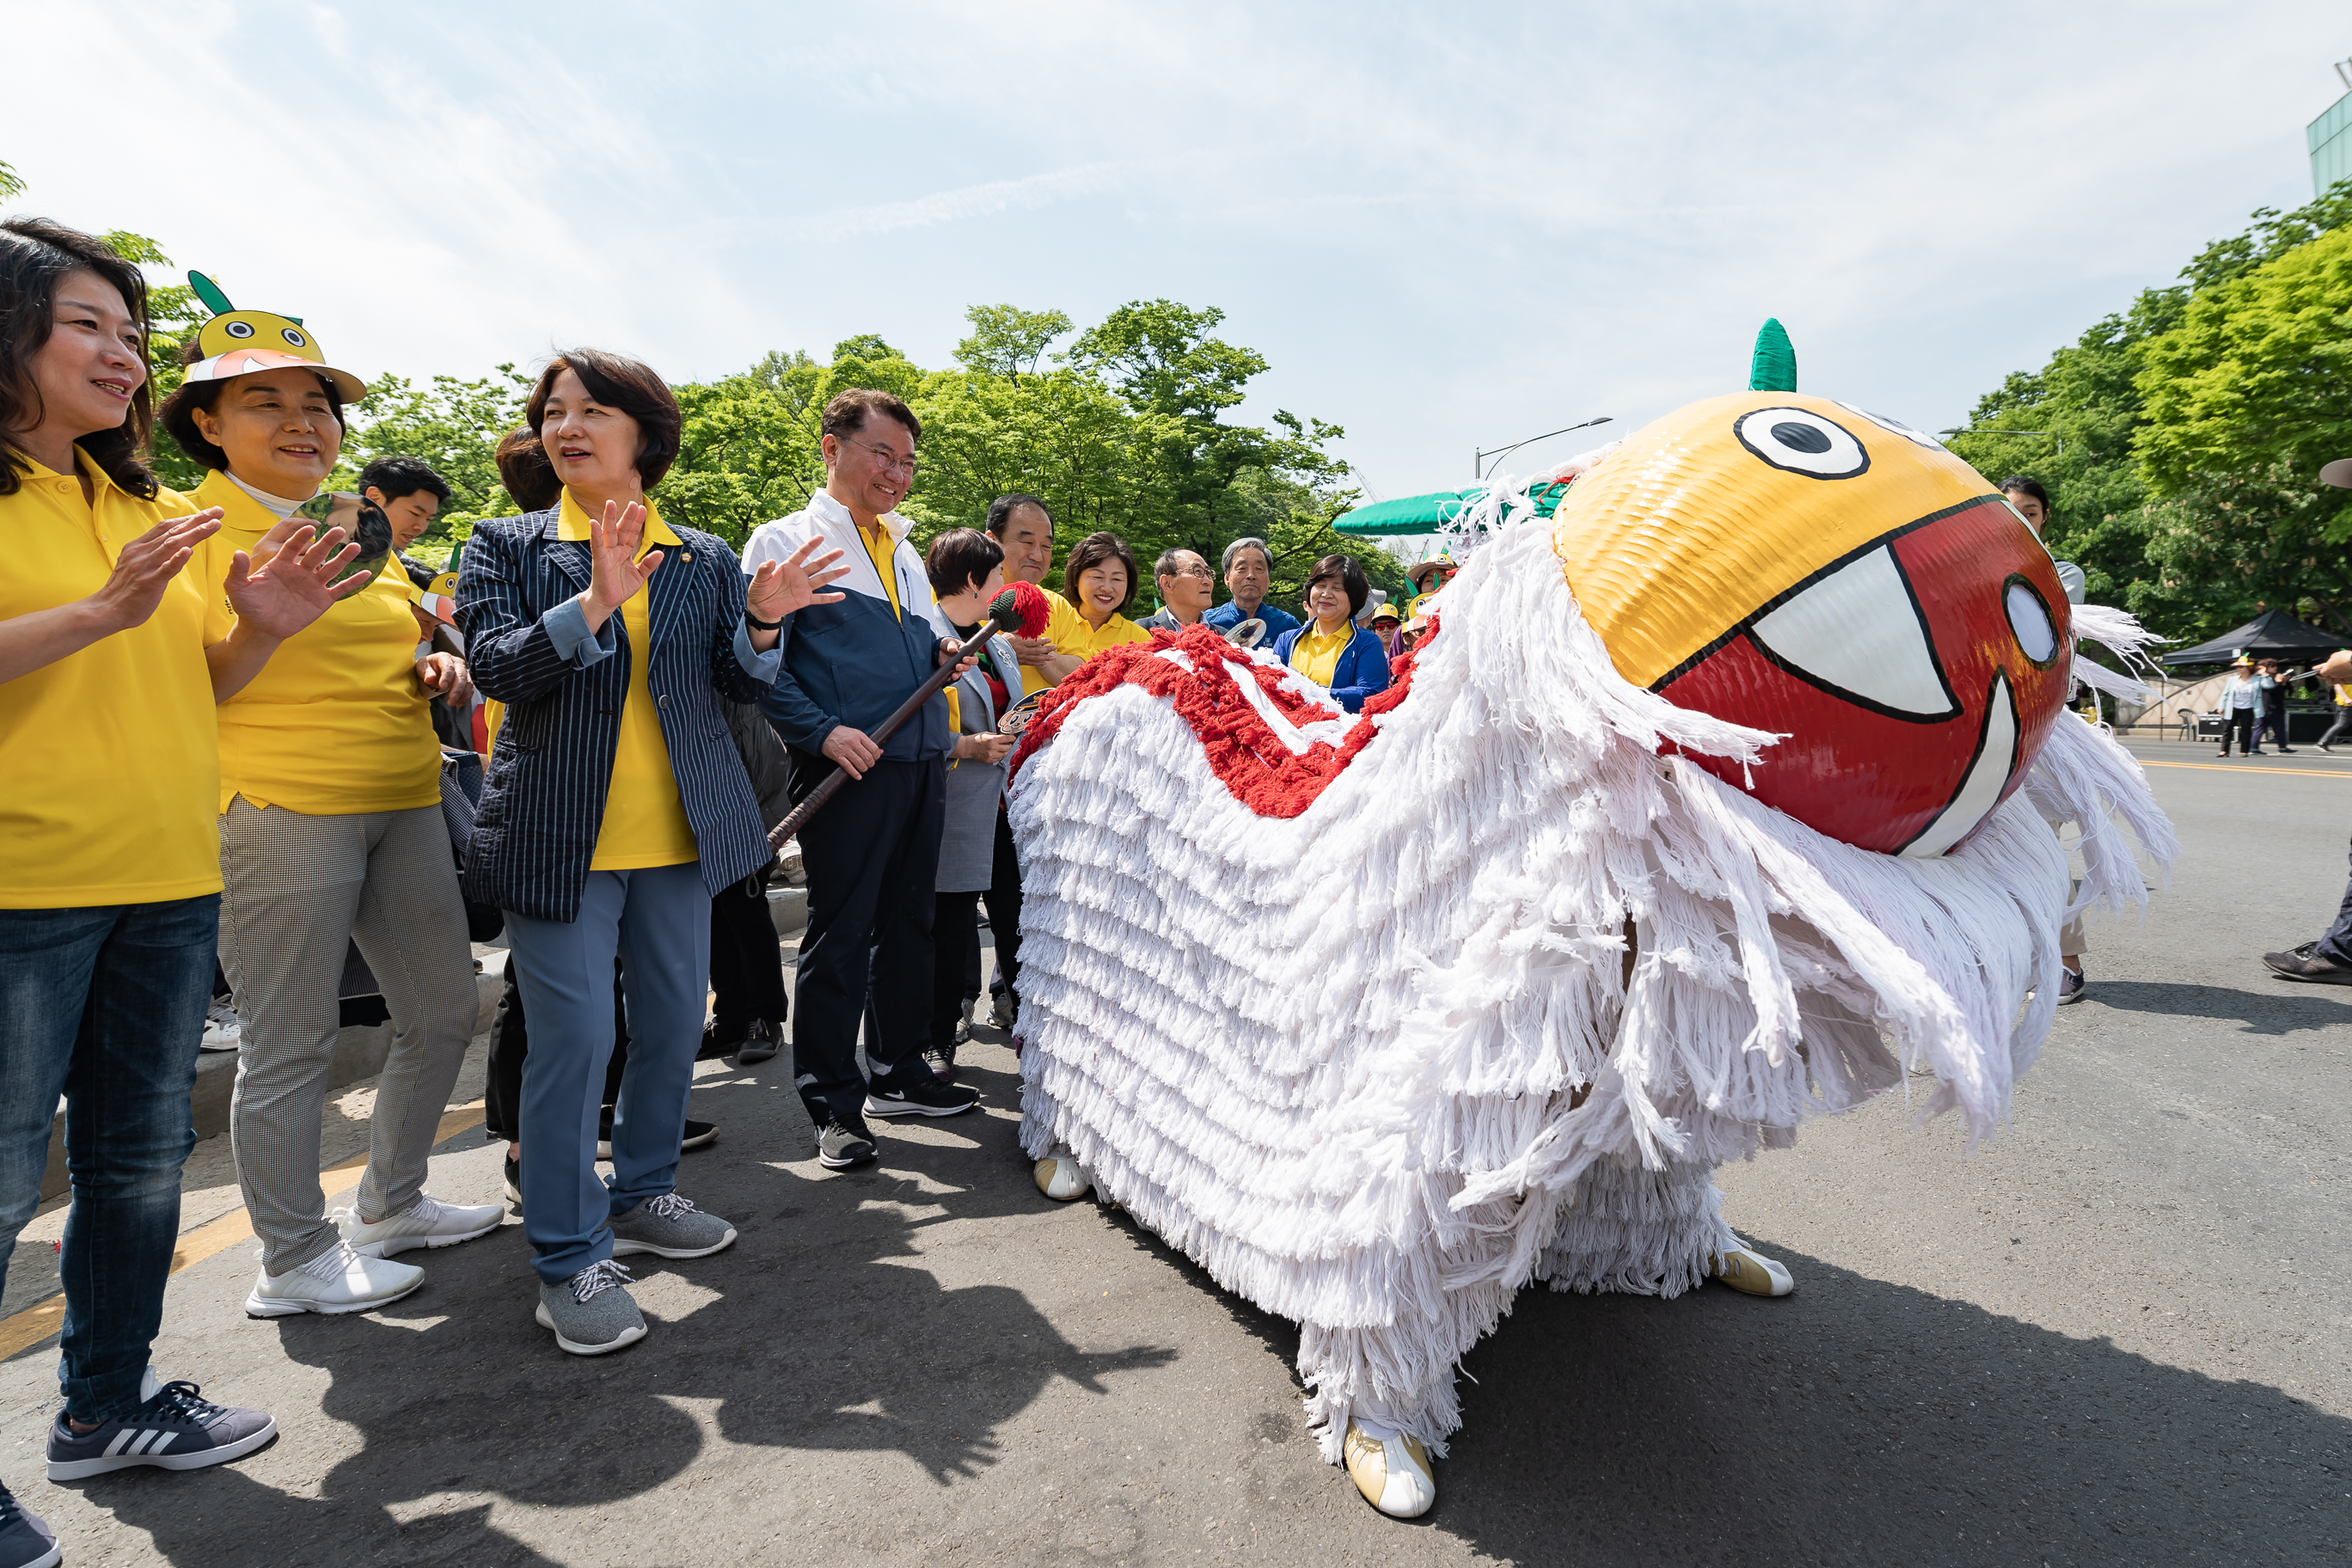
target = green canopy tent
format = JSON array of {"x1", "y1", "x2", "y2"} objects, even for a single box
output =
[{"x1": 1332, "y1": 480, "x2": 1571, "y2": 537}]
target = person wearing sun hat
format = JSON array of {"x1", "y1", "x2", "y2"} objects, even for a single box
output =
[
  {"x1": 160, "y1": 274, "x2": 502, "y2": 1322},
  {"x1": 2218, "y1": 653, "x2": 2263, "y2": 758}
]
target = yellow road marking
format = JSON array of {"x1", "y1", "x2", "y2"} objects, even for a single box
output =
[
  {"x1": 2137, "y1": 759, "x2": 2352, "y2": 778},
  {"x1": 0, "y1": 1104, "x2": 488, "y2": 1362}
]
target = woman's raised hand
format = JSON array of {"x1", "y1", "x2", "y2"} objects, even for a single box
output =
[
  {"x1": 747, "y1": 536, "x2": 851, "y2": 623},
  {"x1": 88, "y1": 509, "x2": 224, "y2": 633},
  {"x1": 224, "y1": 524, "x2": 368, "y2": 641},
  {"x1": 585, "y1": 500, "x2": 659, "y2": 622}
]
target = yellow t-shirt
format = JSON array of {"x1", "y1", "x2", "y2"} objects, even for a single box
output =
[
  {"x1": 1289, "y1": 623, "x2": 1352, "y2": 688},
  {"x1": 192, "y1": 470, "x2": 442, "y2": 816},
  {"x1": 554, "y1": 492, "x2": 700, "y2": 870},
  {"x1": 860, "y1": 524, "x2": 900, "y2": 619},
  {"x1": 0, "y1": 453, "x2": 218, "y2": 907}
]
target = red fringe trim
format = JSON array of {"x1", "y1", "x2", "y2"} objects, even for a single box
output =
[{"x1": 1008, "y1": 622, "x2": 1424, "y2": 818}]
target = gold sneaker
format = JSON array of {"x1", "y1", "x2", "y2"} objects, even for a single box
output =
[
  {"x1": 1343, "y1": 1418, "x2": 1436, "y2": 1518},
  {"x1": 1712, "y1": 1245, "x2": 1795, "y2": 1296},
  {"x1": 1033, "y1": 1152, "x2": 1091, "y2": 1202}
]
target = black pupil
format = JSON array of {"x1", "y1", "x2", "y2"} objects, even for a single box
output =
[{"x1": 1770, "y1": 421, "x2": 1832, "y2": 454}]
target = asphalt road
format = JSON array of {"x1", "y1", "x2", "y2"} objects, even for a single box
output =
[{"x1": 3, "y1": 735, "x2": 2346, "y2": 1566}]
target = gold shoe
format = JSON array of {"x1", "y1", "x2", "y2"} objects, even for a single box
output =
[
  {"x1": 1712, "y1": 1245, "x2": 1794, "y2": 1296},
  {"x1": 1343, "y1": 1418, "x2": 1436, "y2": 1518},
  {"x1": 1033, "y1": 1153, "x2": 1091, "y2": 1202}
]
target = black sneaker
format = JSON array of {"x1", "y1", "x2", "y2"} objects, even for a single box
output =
[
  {"x1": 818, "y1": 1118, "x2": 878, "y2": 1169},
  {"x1": 503, "y1": 1148, "x2": 522, "y2": 1208},
  {"x1": 47, "y1": 1376, "x2": 276, "y2": 1479},
  {"x1": 732, "y1": 1017, "x2": 780, "y2": 1066},
  {"x1": 864, "y1": 1081, "x2": 979, "y2": 1118},
  {"x1": 695, "y1": 1021, "x2": 735, "y2": 1062},
  {"x1": 922, "y1": 1042, "x2": 959, "y2": 1082},
  {"x1": 597, "y1": 1115, "x2": 717, "y2": 1159},
  {"x1": 0, "y1": 1478, "x2": 58, "y2": 1568}
]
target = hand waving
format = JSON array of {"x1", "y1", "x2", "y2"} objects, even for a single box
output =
[
  {"x1": 582, "y1": 500, "x2": 658, "y2": 628},
  {"x1": 747, "y1": 536, "x2": 851, "y2": 623},
  {"x1": 88, "y1": 509, "x2": 224, "y2": 634},
  {"x1": 224, "y1": 524, "x2": 367, "y2": 641}
]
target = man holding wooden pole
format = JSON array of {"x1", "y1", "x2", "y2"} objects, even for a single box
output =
[{"x1": 744, "y1": 391, "x2": 980, "y2": 1171}]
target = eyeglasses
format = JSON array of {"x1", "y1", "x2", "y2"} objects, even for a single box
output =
[
  {"x1": 841, "y1": 434, "x2": 917, "y2": 477},
  {"x1": 1166, "y1": 565, "x2": 1213, "y2": 580}
]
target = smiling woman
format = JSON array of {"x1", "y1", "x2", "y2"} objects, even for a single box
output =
[
  {"x1": 0, "y1": 219, "x2": 361, "y2": 1517},
  {"x1": 153, "y1": 285, "x2": 504, "y2": 1320}
]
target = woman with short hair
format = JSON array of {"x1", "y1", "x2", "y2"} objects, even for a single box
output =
[
  {"x1": 922, "y1": 529, "x2": 1018, "y2": 1080},
  {"x1": 457, "y1": 349, "x2": 845, "y2": 1355},
  {"x1": 160, "y1": 283, "x2": 497, "y2": 1320},
  {"x1": 1059, "y1": 531, "x2": 1150, "y2": 658},
  {"x1": 1273, "y1": 554, "x2": 1391, "y2": 713}
]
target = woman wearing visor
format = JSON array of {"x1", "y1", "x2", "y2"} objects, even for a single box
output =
[{"x1": 162, "y1": 277, "x2": 496, "y2": 1321}]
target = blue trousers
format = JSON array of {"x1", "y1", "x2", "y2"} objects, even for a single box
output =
[
  {"x1": 505, "y1": 863, "x2": 709, "y2": 1286},
  {"x1": 0, "y1": 897, "x2": 217, "y2": 1422}
]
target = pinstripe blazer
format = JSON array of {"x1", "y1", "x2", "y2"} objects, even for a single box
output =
[{"x1": 455, "y1": 507, "x2": 774, "y2": 922}]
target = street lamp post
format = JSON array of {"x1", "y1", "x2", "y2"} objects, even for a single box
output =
[{"x1": 1474, "y1": 417, "x2": 1613, "y2": 480}]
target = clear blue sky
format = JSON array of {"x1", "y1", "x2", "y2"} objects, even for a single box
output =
[{"x1": 9, "y1": 1, "x2": 2345, "y2": 500}]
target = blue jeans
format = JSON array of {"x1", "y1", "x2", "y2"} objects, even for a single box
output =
[
  {"x1": 505, "y1": 863, "x2": 710, "y2": 1285},
  {"x1": 0, "y1": 897, "x2": 217, "y2": 1422}
]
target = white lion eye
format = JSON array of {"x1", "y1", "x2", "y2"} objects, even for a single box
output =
[
  {"x1": 224, "y1": 320, "x2": 255, "y2": 339},
  {"x1": 1834, "y1": 401, "x2": 1945, "y2": 450},
  {"x1": 2005, "y1": 578, "x2": 2057, "y2": 665},
  {"x1": 281, "y1": 327, "x2": 308, "y2": 347},
  {"x1": 1734, "y1": 407, "x2": 1870, "y2": 479}
]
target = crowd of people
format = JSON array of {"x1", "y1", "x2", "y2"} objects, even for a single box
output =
[{"x1": 0, "y1": 216, "x2": 1417, "y2": 1562}]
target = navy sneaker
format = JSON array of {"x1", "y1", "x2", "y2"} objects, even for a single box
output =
[
  {"x1": 0, "y1": 1479, "x2": 58, "y2": 1568},
  {"x1": 47, "y1": 1376, "x2": 276, "y2": 1480}
]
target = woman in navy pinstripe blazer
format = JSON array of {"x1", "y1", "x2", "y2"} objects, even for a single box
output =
[{"x1": 455, "y1": 350, "x2": 845, "y2": 1356}]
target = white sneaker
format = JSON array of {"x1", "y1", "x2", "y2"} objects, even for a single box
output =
[
  {"x1": 199, "y1": 997, "x2": 241, "y2": 1052},
  {"x1": 1343, "y1": 1419, "x2": 1436, "y2": 1518},
  {"x1": 244, "y1": 1241, "x2": 423, "y2": 1318},
  {"x1": 1712, "y1": 1244, "x2": 1795, "y2": 1296},
  {"x1": 337, "y1": 1193, "x2": 503, "y2": 1259},
  {"x1": 1034, "y1": 1149, "x2": 1092, "y2": 1202}
]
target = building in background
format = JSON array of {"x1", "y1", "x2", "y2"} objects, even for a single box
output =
[{"x1": 2312, "y1": 59, "x2": 2352, "y2": 197}]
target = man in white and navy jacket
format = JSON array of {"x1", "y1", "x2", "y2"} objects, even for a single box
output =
[{"x1": 742, "y1": 390, "x2": 980, "y2": 1168}]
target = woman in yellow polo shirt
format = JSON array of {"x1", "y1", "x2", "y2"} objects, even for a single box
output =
[
  {"x1": 159, "y1": 297, "x2": 499, "y2": 1322},
  {"x1": 1057, "y1": 531, "x2": 1152, "y2": 662},
  {"x1": 1, "y1": 219, "x2": 360, "y2": 1509},
  {"x1": 1272, "y1": 553, "x2": 1392, "y2": 713}
]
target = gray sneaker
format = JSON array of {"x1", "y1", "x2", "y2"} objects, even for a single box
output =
[
  {"x1": 606, "y1": 1192, "x2": 737, "y2": 1259},
  {"x1": 818, "y1": 1118, "x2": 879, "y2": 1170},
  {"x1": 536, "y1": 1259, "x2": 646, "y2": 1357}
]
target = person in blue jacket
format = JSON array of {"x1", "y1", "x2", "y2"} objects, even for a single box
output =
[
  {"x1": 741, "y1": 389, "x2": 981, "y2": 1173},
  {"x1": 1273, "y1": 554, "x2": 1392, "y2": 713}
]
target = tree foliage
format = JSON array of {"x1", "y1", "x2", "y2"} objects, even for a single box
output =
[{"x1": 1948, "y1": 181, "x2": 2352, "y2": 642}]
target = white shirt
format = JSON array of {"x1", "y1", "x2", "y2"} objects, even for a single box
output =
[{"x1": 742, "y1": 490, "x2": 933, "y2": 621}]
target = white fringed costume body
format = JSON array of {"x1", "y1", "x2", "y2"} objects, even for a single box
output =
[{"x1": 1008, "y1": 469, "x2": 2175, "y2": 1467}]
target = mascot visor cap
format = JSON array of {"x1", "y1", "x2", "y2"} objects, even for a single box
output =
[
  {"x1": 180, "y1": 271, "x2": 368, "y2": 402},
  {"x1": 1370, "y1": 601, "x2": 1402, "y2": 623}
]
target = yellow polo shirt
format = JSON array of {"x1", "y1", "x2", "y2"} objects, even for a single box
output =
[
  {"x1": 555, "y1": 492, "x2": 699, "y2": 870},
  {"x1": 1018, "y1": 589, "x2": 1149, "y2": 693},
  {"x1": 860, "y1": 523, "x2": 901, "y2": 619},
  {"x1": 0, "y1": 452, "x2": 218, "y2": 907},
  {"x1": 192, "y1": 470, "x2": 442, "y2": 816},
  {"x1": 1289, "y1": 623, "x2": 1352, "y2": 688}
]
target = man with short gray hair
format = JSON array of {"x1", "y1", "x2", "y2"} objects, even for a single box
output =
[
  {"x1": 1140, "y1": 548, "x2": 1214, "y2": 632},
  {"x1": 1202, "y1": 537, "x2": 1302, "y2": 641}
]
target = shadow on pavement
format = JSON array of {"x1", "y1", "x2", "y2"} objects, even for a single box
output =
[
  {"x1": 2086, "y1": 978, "x2": 2352, "y2": 1036},
  {"x1": 1431, "y1": 1246, "x2": 2349, "y2": 1567},
  {"x1": 65, "y1": 1048, "x2": 1173, "y2": 1565}
]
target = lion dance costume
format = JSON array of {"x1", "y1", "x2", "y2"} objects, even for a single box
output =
[{"x1": 1002, "y1": 327, "x2": 2177, "y2": 1516}]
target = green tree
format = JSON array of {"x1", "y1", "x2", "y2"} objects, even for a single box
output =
[
  {"x1": 954, "y1": 305, "x2": 1071, "y2": 381},
  {"x1": 1946, "y1": 181, "x2": 2352, "y2": 644},
  {"x1": 334, "y1": 365, "x2": 535, "y2": 540}
]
